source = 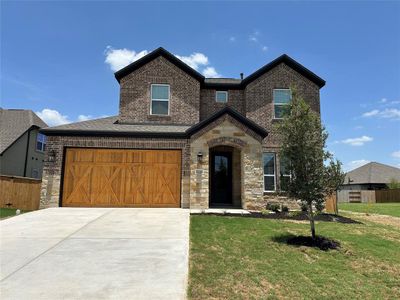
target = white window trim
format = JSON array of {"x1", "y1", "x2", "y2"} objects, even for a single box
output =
[
  {"x1": 273, "y1": 88, "x2": 291, "y2": 119},
  {"x1": 215, "y1": 91, "x2": 228, "y2": 103},
  {"x1": 263, "y1": 153, "x2": 276, "y2": 192},
  {"x1": 150, "y1": 84, "x2": 170, "y2": 116}
]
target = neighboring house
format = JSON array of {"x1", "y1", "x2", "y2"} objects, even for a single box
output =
[
  {"x1": 0, "y1": 109, "x2": 48, "y2": 179},
  {"x1": 341, "y1": 162, "x2": 400, "y2": 190},
  {"x1": 40, "y1": 47, "x2": 325, "y2": 209}
]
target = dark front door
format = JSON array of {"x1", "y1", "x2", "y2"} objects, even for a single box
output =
[{"x1": 210, "y1": 151, "x2": 232, "y2": 206}]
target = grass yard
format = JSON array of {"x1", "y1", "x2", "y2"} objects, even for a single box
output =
[
  {"x1": 189, "y1": 215, "x2": 400, "y2": 299},
  {"x1": 339, "y1": 203, "x2": 400, "y2": 218},
  {"x1": 0, "y1": 208, "x2": 29, "y2": 219}
]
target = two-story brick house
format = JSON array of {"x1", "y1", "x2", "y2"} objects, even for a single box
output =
[{"x1": 40, "y1": 47, "x2": 325, "y2": 209}]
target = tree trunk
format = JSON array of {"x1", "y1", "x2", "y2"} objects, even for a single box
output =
[{"x1": 308, "y1": 203, "x2": 316, "y2": 239}]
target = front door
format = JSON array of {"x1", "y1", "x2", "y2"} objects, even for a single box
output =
[{"x1": 210, "y1": 151, "x2": 232, "y2": 206}]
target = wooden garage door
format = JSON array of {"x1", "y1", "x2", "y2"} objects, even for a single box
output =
[{"x1": 62, "y1": 148, "x2": 181, "y2": 207}]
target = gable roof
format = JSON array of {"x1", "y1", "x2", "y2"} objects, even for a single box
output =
[
  {"x1": 186, "y1": 106, "x2": 268, "y2": 139},
  {"x1": 0, "y1": 109, "x2": 48, "y2": 154},
  {"x1": 114, "y1": 47, "x2": 325, "y2": 89},
  {"x1": 345, "y1": 162, "x2": 400, "y2": 185},
  {"x1": 241, "y1": 54, "x2": 326, "y2": 88},
  {"x1": 114, "y1": 47, "x2": 205, "y2": 83}
]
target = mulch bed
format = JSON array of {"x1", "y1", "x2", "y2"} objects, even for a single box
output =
[
  {"x1": 272, "y1": 234, "x2": 341, "y2": 251},
  {"x1": 194, "y1": 211, "x2": 362, "y2": 224}
]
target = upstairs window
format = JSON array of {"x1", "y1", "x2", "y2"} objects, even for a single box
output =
[
  {"x1": 273, "y1": 89, "x2": 291, "y2": 119},
  {"x1": 279, "y1": 157, "x2": 291, "y2": 191},
  {"x1": 263, "y1": 153, "x2": 276, "y2": 192},
  {"x1": 36, "y1": 133, "x2": 46, "y2": 152},
  {"x1": 216, "y1": 91, "x2": 228, "y2": 103},
  {"x1": 151, "y1": 84, "x2": 170, "y2": 115}
]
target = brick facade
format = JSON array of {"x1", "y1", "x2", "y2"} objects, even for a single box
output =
[
  {"x1": 200, "y1": 89, "x2": 245, "y2": 120},
  {"x1": 119, "y1": 56, "x2": 200, "y2": 125},
  {"x1": 41, "y1": 52, "x2": 322, "y2": 210}
]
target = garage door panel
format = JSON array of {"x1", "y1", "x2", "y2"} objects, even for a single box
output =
[{"x1": 62, "y1": 149, "x2": 181, "y2": 207}]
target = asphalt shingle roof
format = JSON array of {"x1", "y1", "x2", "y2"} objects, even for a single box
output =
[
  {"x1": 0, "y1": 109, "x2": 48, "y2": 154},
  {"x1": 345, "y1": 162, "x2": 400, "y2": 185},
  {"x1": 41, "y1": 116, "x2": 191, "y2": 135}
]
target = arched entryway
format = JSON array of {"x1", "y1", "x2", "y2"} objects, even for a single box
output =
[{"x1": 209, "y1": 145, "x2": 241, "y2": 208}]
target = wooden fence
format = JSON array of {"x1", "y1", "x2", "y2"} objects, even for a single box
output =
[
  {"x1": 0, "y1": 175, "x2": 41, "y2": 210},
  {"x1": 337, "y1": 189, "x2": 400, "y2": 203},
  {"x1": 337, "y1": 190, "x2": 376, "y2": 203},
  {"x1": 375, "y1": 189, "x2": 400, "y2": 203},
  {"x1": 325, "y1": 194, "x2": 338, "y2": 214}
]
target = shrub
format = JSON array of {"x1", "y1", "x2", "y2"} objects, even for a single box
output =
[
  {"x1": 266, "y1": 203, "x2": 280, "y2": 213},
  {"x1": 282, "y1": 205, "x2": 289, "y2": 213}
]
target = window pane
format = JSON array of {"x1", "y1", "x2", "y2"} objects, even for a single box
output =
[
  {"x1": 151, "y1": 85, "x2": 169, "y2": 100},
  {"x1": 264, "y1": 176, "x2": 275, "y2": 191},
  {"x1": 273, "y1": 89, "x2": 291, "y2": 104},
  {"x1": 216, "y1": 91, "x2": 227, "y2": 103},
  {"x1": 36, "y1": 141, "x2": 43, "y2": 151},
  {"x1": 274, "y1": 105, "x2": 290, "y2": 119},
  {"x1": 151, "y1": 100, "x2": 168, "y2": 115},
  {"x1": 263, "y1": 153, "x2": 275, "y2": 175}
]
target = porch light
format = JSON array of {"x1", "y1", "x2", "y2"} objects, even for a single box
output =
[
  {"x1": 197, "y1": 151, "x2": 203, "y2": 163},
  {"x1": 47, "y1": 150, "x2": 56, "y2": 163}
]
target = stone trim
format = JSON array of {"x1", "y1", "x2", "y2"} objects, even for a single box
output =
[
  {"x1": 190, "y1": 114, "x2": 264, "y2": 142},
  {"x1": 207, "y1": 137, "x2": 248, "y2": 149}
]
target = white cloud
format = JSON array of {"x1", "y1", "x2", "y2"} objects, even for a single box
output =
[
  {"x1": 229, "y1": 36, "x2": 236, "y2": 42},
  {"x1": 362, "y1": 109, "x2": 379, "y2": 117},
  {"x1": 104, "y1": 46, "x2": 222, "y2": 78},
  {"x1": 202, "y1": 67, "x2": 221, "y2": 78},
  {"x1": 380, "y1": 108, "x2": 400, "y2": 119},
  {"x1": 249, "y1": 36, "x2": 258, "y2": 42},
  {"x1": 175, "y1": 53, "x2": 208, "y2": 70},
  {"x1": 36, "y1": 109, "x2": 70, "y2": 126},
  {"x1": 362, "y1": 108, "x2": 400, "y2": 120},
  {"x1": 104, "y1": 46, "x2": 148, "y2": 71},
  {"x1": 346, "y1": 159, "x2": 370, "y2": 171},
  {"x1": 339, "y1": 135, "x2": 373, "y2": 146},
  {"x1": 379, "y1": 98, "x2": 387, "y2": 103},
  {"x1": 77, "y1": 114, "x2": 93, "y2": 122},
  {"x1": 262, "y1": 46, "x2": 268, "y2": 52},
  {"x1": 392, "y1": 150, "x2": 400, "y2": 159},
  {"x1": 36, "y1": 109, "x2": 108, "y2": 127},
  {"x1": 249, "y1": 30, "x2": 260, "y2": 42}
]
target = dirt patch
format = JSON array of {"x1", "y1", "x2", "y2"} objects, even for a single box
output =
[
  {"x1": 272, "y1": 234, "x2": 341, "y2": 251},
  {"x1": 342, "y1": 211, "x2": 400, "y2": 228}
]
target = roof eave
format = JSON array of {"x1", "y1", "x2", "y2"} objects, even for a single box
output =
[
  {"x1": 39, "y1": 128, "x2": 188, "y2": 139},
  {"x1": 185, "y1": 106, "x2": 268, "y2": 139}
]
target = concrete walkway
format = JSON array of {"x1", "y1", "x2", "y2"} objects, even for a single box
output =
[{"x1": 0, "y1": 208, "x2": 190, "y2": 300}]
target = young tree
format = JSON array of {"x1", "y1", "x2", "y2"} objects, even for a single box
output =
[{"x1": 278, "y1": 91, "x2": 344, "y2": 239}]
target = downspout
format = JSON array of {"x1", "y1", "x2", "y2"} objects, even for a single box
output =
[{"x1": 23, "y1": 128, "x2": 32, "y2": 177}]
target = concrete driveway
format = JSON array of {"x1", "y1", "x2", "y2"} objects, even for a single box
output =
[{"x1": 0, "y1": 208, "x2": 190, "y2": 300}]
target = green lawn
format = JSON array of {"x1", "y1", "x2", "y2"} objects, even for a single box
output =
[
  {"x1": 189, "y1": 215, "x2": 400, "y2": 299},
  {"x1": 339, "y1": 203, "x2": 400, "y2": 218},
  {"x1": 0, "y1": 208, "x2": 29, "y2": 219}
]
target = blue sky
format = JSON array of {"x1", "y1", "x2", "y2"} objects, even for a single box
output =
[{"x1": 1, "y1": 1, "x2": 400, "y2": 170}]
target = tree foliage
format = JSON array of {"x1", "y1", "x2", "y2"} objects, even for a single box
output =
[
  {"x1": 278, "y1": 90, "x2": 345, "y2": 239},
  {"x1": 388, "y1": 178, "x2": 400, "y2": 189}
]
